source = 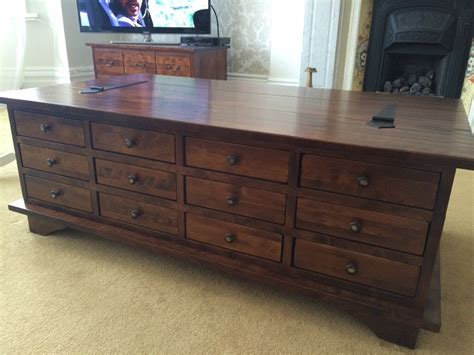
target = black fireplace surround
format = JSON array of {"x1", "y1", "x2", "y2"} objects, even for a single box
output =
[{"x1": 364, "y1": 0, "x2": 473, "y2": 98}]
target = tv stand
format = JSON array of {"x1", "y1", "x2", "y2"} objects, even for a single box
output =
[{"x1": 87, "y1": 42, "x2": 227, "y2": 80}]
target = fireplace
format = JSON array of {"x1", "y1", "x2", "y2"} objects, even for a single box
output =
[{"x1": 363, "y1": 0, "x2": 473, "y2": 98}]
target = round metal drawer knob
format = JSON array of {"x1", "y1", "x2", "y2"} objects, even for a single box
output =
[
  {"x1": 40, "y1": 123, "x2": 50, "y2": 133},
  {"x1": 349, "y1": 220, "x2": 362, "y2": 233},
  {"x1": 124, "y1": 138, "x2": 135, "y2": 148},
  {"x1": 356, "y1": 176, "x2": 370, "y2": 187},
  {"x1": 227, "y1": 154, "x2": 239, "y2": 166},
  {"x1": 130, "y1": 209, "x2": 140, "y2": 219},
  {"x1": 50, "y1": 190, "x2": 60, "y2": 199},
  {"x1": 224, "y1": 233, "x2": 236, "y2": 243},
  {"x1": 345, "y1": 263, "x2": 358, "y2": 275},
  {"x1": 46, "y1": 158, "x2": 57, "y2": 167},
  {"x1": 226, "y1": 195, "x2": 238, "y2": 206},
  {"x1": 128, "y1": 174, "x2": 139, "y2": 185}
]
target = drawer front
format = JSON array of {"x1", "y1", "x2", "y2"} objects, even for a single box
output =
[
  {"x1": 300, "y1": 155, "x2": 439, "y2": 209},
  {"x1": 294, "y1": 239, "x2": 420, "y2": 296},
  {"x1": 156, "y1": 64, "x2": 191, "y2": 77},
  {"x1": 123, "y1": 50, "x2": 156, "y2": 74},
  {"x1": 20, "y1": 144, "x2": 89, "y2": 181},
  {"x1": 91, "y1": 123, "x2": 175, "y2": 163},
  {"x1": 25, "y1": 175, "x2": 92, "y2": 213},
  {"x1": 156, "y1": 55, "x2": 190, "y2": 66},
  {"x1": 94, "y1": 49, "x2": 124, "y2": 76},
  {"x1": 186, "y1": 214, "x2": 282, "y2": 261},
  {"x1": 96, "y1": 159, "x2": 176, "y2": 200},
  {"x1": 296, "y1": 198, "x2": 429, "y2": 255},
  {"x1": 99, "y1": 193, "x2": 178, "y2": 235},
  {"x1": 186, "y1": 177, "x2": 286, "y2": 224},
  {"x1": 186, "y1": 138, "x2": 290, "y2": 183},
  {"x1": 15, "y1": 111, "x2": 85, "y2": 147}
]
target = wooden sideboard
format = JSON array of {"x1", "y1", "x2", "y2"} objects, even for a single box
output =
[
  {"x1": 87, "y1": 43, "x2": 228, "y2": 80},
  {"x1": 2, "y1": 74, "x2": 473, "y2": 349}
]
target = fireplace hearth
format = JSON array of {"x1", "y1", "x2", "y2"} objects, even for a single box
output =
[{"x1": 364, "y1": 0, "x2": 473, "y2": 98}]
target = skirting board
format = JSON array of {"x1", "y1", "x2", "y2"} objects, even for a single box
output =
[{"x1": 22, "y1": 66, "x2": 95, "y2": 88}]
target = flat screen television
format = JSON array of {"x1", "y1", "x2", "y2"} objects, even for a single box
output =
[{"x1": 76, "y1": 0, "x2": 211, "y2": 34}]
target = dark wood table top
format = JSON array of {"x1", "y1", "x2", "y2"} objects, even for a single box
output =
[{"x1": 1, "y1": 74, "x2": 473, "y2": 169}]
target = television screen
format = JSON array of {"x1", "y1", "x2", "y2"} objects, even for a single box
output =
[{"x1": 77, "y1": 0, "x2": 210, "y2": 34}]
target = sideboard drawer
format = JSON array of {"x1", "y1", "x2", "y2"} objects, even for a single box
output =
[
  {"x1": 15, "y1": 111, "x2": 85, "y2": 147},
  {"x1": 293, "y1": 239, "x2": 420, "y2": 297},
  {"x1": 186, "y1": 177, "x2": 286, "y2": 224},
  {"x1": 99, "y1": 193, "x2": 178, "y2": 235},
  {"x1": 96, "y1": 159, "x2": 176, "y2": 200},
  {"x1": 94, "y1": 49, "x2": 124, "y2": 77},
  {"x1": 296, "y1": 198, "x2": 429, "y2": 255},
  {"x1": 300, "y1": 155, "x2": 439, "y2": 209},
  {"x1": 185, "y1": 138, "x2": 290, "y2": 182},
  {"x1": 156, "y1": 64, "x2": 191, "y2": 77},
  {"x1": 156, "y1": 55, "x2": 191, "y2": 66},
  {"x1": 186, "y1": 214, "x2": 282, "y2": 261},
  {"x1": 123, "y1": 50, "x2": 156, "y2": 74},
  {"x1": 20, "y1": 144, "x2": 90, "y2": 181},
  {"x1": 91, "y1": 123, "x2": 175, "y2": 163},
  {"x1": 25, "y1": 175, "x2": 92, "y2": 213}
]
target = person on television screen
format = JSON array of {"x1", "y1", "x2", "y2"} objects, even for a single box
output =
[{"x1": 113, "y1": 0, "x2": 144, "y2": 27}]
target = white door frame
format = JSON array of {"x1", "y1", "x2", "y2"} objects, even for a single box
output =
[{"x1": 300, "y1": 0, "x2": 342, "y2": 89}]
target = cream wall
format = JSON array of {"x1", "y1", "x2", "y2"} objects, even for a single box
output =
[{"x1": 23, "y1": 0, "x2": 121, "y2": 88}]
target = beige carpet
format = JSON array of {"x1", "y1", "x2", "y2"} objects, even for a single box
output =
[{"x1": 0, "y1": 107, "x2": 473, "y2": 354}]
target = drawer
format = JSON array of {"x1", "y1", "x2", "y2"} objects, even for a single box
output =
[
  {"x1": 91, "y1": 123, "x2": 175, "y2": 163},
  {"x1": 96, "y1": 159, "x2": 176, "y2": 200},
  {"x1": 186, "y1": 214, "x2": 282, "y2": 261},
  {"x1": 294, "y1": 239, "x2": 420, "y2": 296},
  {"x1": 25, "y1": 175, "x2": 92, "y2": 213},
  {"x1": 20, "y1": 144, "x2": 89, "y2": 181},
  {"x1": 186, "y1": 138, "x2": 290, "y2": 183},
  {"x1": 300, "y1": 155, "x2": 439, "y2": 209},
  {"x1": 123, "y1": 50, "x2": 156, "y2": 74},
  {"x1": 93, "y1": 48, "x2": 124, "y2": 76},
  {"x1": 186, "y1": 177, "x2": 286, "y2": 224},
  {"x1": 99, "y1": 193, "x2": 178, "y2": 235},
  {"x1": 14, "y1": 111, "x2": 85, "y2": 147},
  {"x1": 296, "y1": 198, "x2": 429, "y2": 255},
  {"x1": 156, "y1": 64, "x2": 191, "y2": 77},
  {"x1": 156, "y1": 55, "x2": 190, "y2": 66}
]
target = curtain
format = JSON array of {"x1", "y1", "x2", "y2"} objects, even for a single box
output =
[{"x1": 0, "y1": 0, "x2": 27, "y2": 91}]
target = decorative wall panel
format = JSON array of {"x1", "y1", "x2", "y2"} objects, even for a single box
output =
[
  {"x1": 461, "y1": 39, "x2": 474, "y2": 114},
  {"x1": 213, "y1": 0, "x2": 272, "y2": 76}
]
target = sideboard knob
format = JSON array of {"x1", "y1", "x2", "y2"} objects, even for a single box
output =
[
  {"x1": 227, "y1": 154, "x2": 239, "y2": 166},
  {"x1": 349, "y1": 220, "x2": 362, "y2": 233},
  {"x1": 124, "y1": 138, "x2": 135, "y2": 148},
  {"x1": 128, "y1": 174, "x2": 139, "y2": 185},
  {"x1": 226, "y1": 195, "x2": 238, "y2": 206},
  {"x1": 224, "y1": 233, "x2": 236, "y2": 243},
  {"x1": 40, "y1": 123, "x2": 51, "y2": 132},
  {"x1": 130, "y1": 209, "x2": 140, "y2": 219},
  {"x1": 50, "y1": 190, "x2": 60, "y2": 199},
  {"x1": 345, "y1": 263, "x2": 358, "y2": 275},
  {"x1": 46, "y1": 158, "x2": 57, "y2": 167},
  {"x1": 356, "y1": 176, "x2": 370, "y2": 187}
]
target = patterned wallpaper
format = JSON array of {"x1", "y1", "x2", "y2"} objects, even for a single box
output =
[
  {"x1": 461, "y1": 39, "x2": 474, "y2": 115},
  {"x1": 212, "y1": 0, "x2": 272, "y2": 75}
]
